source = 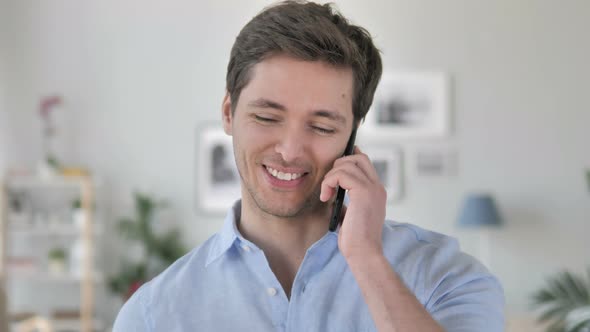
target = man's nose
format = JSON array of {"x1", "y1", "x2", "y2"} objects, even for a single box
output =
[{"x1": 274, "y1": 127, "x2": 305, "y2": 163}]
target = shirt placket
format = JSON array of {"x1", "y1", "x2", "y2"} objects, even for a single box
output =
[
  {"x1": 237, "y1": 239, "x2": 290, "y2": 330},
  {"x1": 286, "y1": 233, "x2": 338, "y2": 332}
]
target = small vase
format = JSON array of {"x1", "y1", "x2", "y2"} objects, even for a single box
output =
[
  {"x1": 69, "y1": 239, "x2": 84, "y2": 278},
  {"x1": 72, "y1": 208, "x2": 86, "y2": 230},
  {"x1": 37, "y1": 160, "x2": 58, "y2": 180},
  {"x1": 48, "y1": 259, "x2": 66, "y2": 275}
]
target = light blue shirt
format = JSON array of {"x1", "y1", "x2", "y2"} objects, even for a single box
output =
[{"x1": 113, "y1": 200, "x2": 504, "y2": 331}]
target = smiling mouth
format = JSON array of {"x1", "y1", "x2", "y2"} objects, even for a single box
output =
[{"x1": 264, "y1": 165, "x2": 307, "y2": 181}]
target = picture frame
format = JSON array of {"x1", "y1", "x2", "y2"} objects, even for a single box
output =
[
  {"x1": 195, "y1": 125, "x2": 241, "y2": 213},
  {"x1": 414, "y1": 147, "x2": 458, "y2": 177},
  {"x1": 364, "y1": 71, "x2": 450, "y2": 139},
  {"x1": 363, "y1": 146, "x2": 404, "y2": 202}
]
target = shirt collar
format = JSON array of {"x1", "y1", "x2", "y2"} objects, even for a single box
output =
[
  {"x1": 206, "y1": 200, "x2": 244, "y2": 266},
  {"x1": 205, "y1": 199, "x2": 342, "y2": 266}
]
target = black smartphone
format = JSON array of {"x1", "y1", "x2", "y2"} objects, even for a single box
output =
[{"x1": 328, "y1": 127, "x2": 357, "y2": 232}]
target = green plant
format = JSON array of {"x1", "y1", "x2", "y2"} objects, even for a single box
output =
[
  {"x1": 46, "y1": 155, "x2": 61, "y2": 169},
  {"x1": 71, "y1": 198, "x2": 96, "y2": 210},
  {"x1": 532, "y1": 268, "x2": 590, "y2": 332},
  {"x1": 48, "y1": 247, "x2": 67, "y2": 261},
  {"x1": 108, "y1": 192, "x2": 187, "y2": 300},
  {"x1": 71, "y1": 198, "x2": 81, "y2": 210}
]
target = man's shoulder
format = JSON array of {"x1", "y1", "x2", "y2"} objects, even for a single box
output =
[
  {"x1": 381, "y1": 221, "x2": 500, "y2": 300},
  {"x1": 131, "y1": 232, "x2": 220, "y2": 305},
  {"x1": 382, "y1": 221, "x2": 461, "y2": 254},
  {"x1": 381, "y1": 220, "x2": 483, "y2": 274},
  {"x1": 381, "y1": 221, "x2": 504, "y2": 328},
  {"x1": 113, "y1": 233, "x2": 225, "y2": 330}
]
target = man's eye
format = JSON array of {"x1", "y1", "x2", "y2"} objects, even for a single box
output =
[
  {"x1": 254, "y1": 115, "x2": 277, "y2": 123},
  {"x1": 313, "y1": 126, "x2": 335, "y2": 135}
]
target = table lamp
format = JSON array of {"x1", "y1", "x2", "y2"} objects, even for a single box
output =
[{"x1": 457, "y1": 193, "x2": 502, "y2": 268}]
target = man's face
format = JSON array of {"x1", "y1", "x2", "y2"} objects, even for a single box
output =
[{"x1": 222, "y1": 54, "x2": 354, "y2": 219}]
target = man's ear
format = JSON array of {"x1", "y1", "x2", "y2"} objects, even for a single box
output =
[{"x1": 221, "y1": 92, "x2": 233, "y2": 135}]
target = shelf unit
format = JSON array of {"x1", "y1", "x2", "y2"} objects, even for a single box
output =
[{"x1": 0, "y1": 174, "x2": 102, "y2": 332}]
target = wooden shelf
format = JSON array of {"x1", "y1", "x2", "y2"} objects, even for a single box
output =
[
  {"x1": 9, "y1": 313, "x2": 105, "y2": 332},
  {"x1": 52, "y1": 317, "x2": 105, "y2": 332},
  {"x1": 9, "y1": 223, "x2": 104, "y2": 236},
  {"x1": 5, "y1": 175, "x2": 102, "y2": 190},
  {"x1": 1, "y1": 174, "x2": 100, "y2": 332},
  {"x1": 6, "y1": 270, "x2": 105, "y2": 283}
]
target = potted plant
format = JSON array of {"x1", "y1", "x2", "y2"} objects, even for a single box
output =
[
  {"x1": 532, "y1": 268, "x2": 590, "y2": 331},
  {"x1": 37, "y1": 95, "x2": 63, "y2": 179},
  {"x1": 108, "y1": 192, "x2": 187, "y2": 301},
  {"x1": 48, "y1": 247, "x2": 67, "y2": 275},
  {"x1": 71, "y1": 198, "x2": 85, "y2": 229}
]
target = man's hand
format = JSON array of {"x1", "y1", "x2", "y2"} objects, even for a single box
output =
[
  {"x1": 320, "y1": 146, "x2": 445, "y2": 332},
  {"x1": 320, "y1": 146, "x2": 387, "y2": 262}
]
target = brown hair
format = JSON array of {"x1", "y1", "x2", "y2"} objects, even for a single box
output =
[{"x1": 226, "y1": 0, "x2": 382, "y2": 125}]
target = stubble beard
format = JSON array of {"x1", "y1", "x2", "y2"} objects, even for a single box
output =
[
  {"x1": 245, "y1": 180, "x2": 324, "y2": 219},
  {"x1": 237, "y1": 162, "x2": 327, "y2": 219}
]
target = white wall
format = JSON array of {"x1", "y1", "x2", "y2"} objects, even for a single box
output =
[
  {"x1": 2, "y1": 0, "x2": 589, "y2": 320},
  {"x1": 339, "y1": 0, "x2": 590, "y2": 313},
  {"x1": 0, "y1": 0, "x2": 8, "y2": 172}
]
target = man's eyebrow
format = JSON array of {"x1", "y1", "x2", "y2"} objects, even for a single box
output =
[
  {"x1": 248, "y1": 98, "x2": 347, "y2": 125},
  {"x1": 313, "y1": 110, "x2": 346, "y2": 125},
  {"x1": 247, "y1": 98, "x2": 286, "y2": 111}
]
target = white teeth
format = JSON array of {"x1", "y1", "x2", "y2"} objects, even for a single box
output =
[{"x1": 265, "y1": 166, "x2": 303, "y2": 181}]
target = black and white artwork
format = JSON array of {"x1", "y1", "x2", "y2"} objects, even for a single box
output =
[
  {"x1": 364, "y1": 146, "x2": 403, "y2": 202},
  {"x1": 196, "y1": 126, "x2": 241, "y2": 213},
  {"x1": 415, "y1": 148, "x2": 458, "y2": 176},
  {"x1": 211, "y1": 144, "x2": 237, "y2": 185},
  {"x1": 366, "y1": 71, "x2": 449, "y2": 138}
]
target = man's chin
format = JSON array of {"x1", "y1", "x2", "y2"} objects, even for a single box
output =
[
  {"x1": 244, "y1": 183, "x2": 325, "y2": 218},
  {"x1": 258, "y1": 202, "x2": 308, "y2": 219},
  {"x1": 254, "y1": 196, "x2": 323, "y2": 219}
]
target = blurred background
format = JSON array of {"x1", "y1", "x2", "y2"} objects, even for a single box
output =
[{"x1": 0, "y1": 0, "x2": 588, "y2": 331}]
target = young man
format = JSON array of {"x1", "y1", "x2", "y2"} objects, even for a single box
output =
[{"x1": 114, "y1": 1, "x2": 504, "y2": 331}]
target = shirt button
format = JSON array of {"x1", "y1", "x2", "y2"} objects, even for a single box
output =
[
  {"x1": 241, "y1": 244, "x2": 251, "y2": 252},
  {"x1": 266, "y1": 287, "x2": 277, "y2": 296}
]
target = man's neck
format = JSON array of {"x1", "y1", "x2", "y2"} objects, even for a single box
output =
[{"x1": 237, "y1": 197, "x2": 332, "y2": 298}]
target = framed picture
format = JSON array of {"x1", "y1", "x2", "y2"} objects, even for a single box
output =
[
  {"x1": 363, "y1": 146, "x2": 404, "y2": 202},
  {"x1": 364, "y1": 71, "x2": 450, "y2": 138},
  {"x1": 415, "y1": 147, "x2": 458, "y2": 176},
  {"x1": 195, "y1": 126, "x2": 241, "y2": 213}
]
